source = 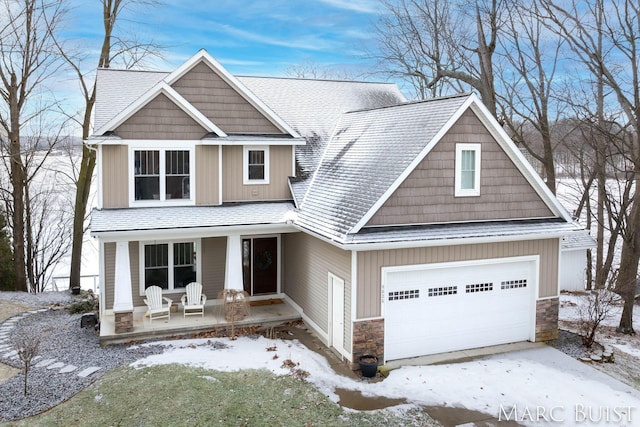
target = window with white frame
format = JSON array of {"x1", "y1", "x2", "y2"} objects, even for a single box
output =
[
  {"x1": 134, "y1": 149, "x2": 191, "y2": 201},
  {"x1": 243, "y1": 145, "x2": 269, "y2": 184},
  {"x1": 455, "y1": 143, "x2": 481, "y2": 196},
  {"x1": 142, "y1": 241, "x2": 197, "y2": 291}
]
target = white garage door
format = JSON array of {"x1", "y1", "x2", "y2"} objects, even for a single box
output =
[{"x1": 384, "y1": 257, "x2": 536, "y2": 361}]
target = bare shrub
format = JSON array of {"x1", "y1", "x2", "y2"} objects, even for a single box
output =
[
  {"x1": 577, "y1": 288, "x2": 620, "y2": 348},
  {"x1": 11, "y1": 327, "x2": 42, "y2": 395}
]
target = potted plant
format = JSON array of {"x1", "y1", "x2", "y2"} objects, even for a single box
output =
[{"x1": 358, "y1": 354, "x2": 378, "y2": 378}]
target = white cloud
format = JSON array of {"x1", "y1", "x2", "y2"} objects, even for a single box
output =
[
  {"x1": 215, "y1": 24, "x2": 336, "y2": 51},
  {"x1": 316, "y1": 0, "x2": 381, "y2": 14}
]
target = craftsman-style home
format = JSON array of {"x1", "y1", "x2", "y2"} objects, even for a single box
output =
[{"x1": 90, "y1": 50, "x2": 584, "y2": 365}]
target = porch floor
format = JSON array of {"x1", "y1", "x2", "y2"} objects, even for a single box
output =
[{"x1": 99, "y1": 299, "x2": 302, "y2": 345}]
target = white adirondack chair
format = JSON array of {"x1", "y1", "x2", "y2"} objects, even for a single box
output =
[
  {"x1": 144, "y1": 285, "x2": 172, "y2": 324},
  {"x1": 181, "y1": 282, "x2": 207, "y2": 318}
]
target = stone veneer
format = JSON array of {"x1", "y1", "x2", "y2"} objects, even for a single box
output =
[
  {"x1": 535, "y1": 297, "x2": 559, "y2": 341},
  {"x1": 351, "y1": 319, "x2": 384, "y2": 370},
  {"x1": 114, "y1": 311, "x2": 133, "y2": 333}
]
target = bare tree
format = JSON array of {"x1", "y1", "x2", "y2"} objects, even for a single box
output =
[
  {"x1": 374, "y1": 0, "x2": 503, "y2": 114},
  {"x1": 284, "y1": 59, "x2": 359, "y2": 81},
  {"x1": 542, "y1": 0, "x2": 640, "y2": 333},
  {"x1": 12, "y1": 326, "x2": 42, "y2": 395},
  {"x1": 0, "y1": 0, "x2": 66, "y2": 292},
  {"x1": 577, "y1": 285, "x2": 620, "y2": 348},
  {"x1": 64, "y1": 0, "x2": 163, "y2": 292}
]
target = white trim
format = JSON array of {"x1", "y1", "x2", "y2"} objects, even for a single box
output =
[
  {"x1": 351, "y1": 93, "x2": 573, "y2": 233},
  {"x1": 354, "y1": 316, "x2": 384, "y2": 322},
  {"x1": 291, "y1": 145, "x2": 296, "y2": 177},
  {"x1": 537, "y1": 295, "x2": 560, "y2": 301},
  {"x1": 99, "y1": 239, "x2": 106, "y2": 318},
  {"x1": 138, "y1": 238, "x2": 202, "y2": 297},
  {"x1": 455, "y1": 143, "x2": 481, "y2": 197},
  {"x1": 93, "y1": 223, "x2": 296, "y2": 242},
  {"x1": 243, "y1": 145, "x2": 270, "y2": 185},
  {"x1": 351, "y1": 96, "x2": 475, "y2": 232},
  {"x1": 94, "y1": 82, "x2": 226, "y2": 137},
  {"x1": 97, "y1": 144, "x2": 103, "y2": 209},
  {"x1": 200, "y1": 138, "x2": 306, "y2": 146},
  {"x1": 556, "y1": 238, "x2": 562, "y2": 298},
  {"x1": 218, "y1": 146, "x2": 223, "y2": 205},
  {"x1": 163, "y1": 50, "x2": 300, "y2": 137},
  {"x1": 128, "y1": 145, "x2": 196, "y2": 207},
  {"x1": 284, "y1": 295, "x2": 329, "y2": 344},
  {"x1": 328, "y1": 272, "x2": 348, "y2": 359},
  {"x1": 467, "y1": 99, "x2": 573, "y2": 222}
]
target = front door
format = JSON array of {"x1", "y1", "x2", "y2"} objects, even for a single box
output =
[{"x1": 242, "y1": 237, "x2": 278, "y2": 295}]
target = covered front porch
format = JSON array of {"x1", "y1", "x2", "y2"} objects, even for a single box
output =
[{"x1": 99, "y1": 298, "x2": 301, "y2": 344}]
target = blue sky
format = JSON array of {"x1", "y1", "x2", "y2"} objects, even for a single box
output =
[{"x1": 64, "y1": 0, "x2": 385, "y2": 77}]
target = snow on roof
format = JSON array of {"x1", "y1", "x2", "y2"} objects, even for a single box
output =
[
  {"x1": 561, "y1": 229, "x2": 596, "y2": 250},
  {"x1": 90, "y1": 202, "x2": 294, "y2": 235},
  {"x1": 296, "y1": 94, "x2": 470, "y2": 240}
]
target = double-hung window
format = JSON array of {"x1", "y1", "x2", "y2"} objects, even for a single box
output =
[
  {"x1": 455, "y1": 143, "x2": 481, "y2": 197},
  {"x1": 142, "y1": 241, "x2": 197, "y2": 292},
  {"x1": 133, "y1": 148, "x2": 192, "y2": 202},
  {"x1": 243, "y1": 145, "x2": 269, "y2": 184}
]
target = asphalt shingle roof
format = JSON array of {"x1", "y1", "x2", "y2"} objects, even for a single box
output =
[
  {"x1": 296, "y1": 94, "x2": 471, "y2": 240},
  {"x1": 90, "y1": 203, "x2": 294, "y2": 234}
]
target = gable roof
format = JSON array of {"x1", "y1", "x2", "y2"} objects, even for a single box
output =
[
  {"x1": 93, "y1": 50, "x2": 300, "y2": 138},
  {"x1": 295, "y1": 93, "x2": 574, "y2": 243}
]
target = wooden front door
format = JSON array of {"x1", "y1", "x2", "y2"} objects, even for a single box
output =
[{"x1": 242, "y1": 237, "x2": 278, "y2": 295}]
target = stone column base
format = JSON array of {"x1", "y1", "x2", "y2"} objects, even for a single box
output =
[
  {"x1": 114, "y1": 311, "x2": 133, "y2": 334},
  {"x1": 351, "y1": 319, "x2": 384, "y2": 370},
  {"x1": 535, "y1": 298, "x2": 559, "y2": 341}
]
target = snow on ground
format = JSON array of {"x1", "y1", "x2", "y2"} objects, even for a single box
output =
[
  {"x1": 132, "y1": 336, "x2": 640, "y2": 426},
  {"x1": 560, "y1": 293, "x2": 640, "y2": 359}
]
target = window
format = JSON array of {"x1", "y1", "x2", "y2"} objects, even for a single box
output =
[
  {"x1": 133, "y1": 149, "x2": 192, "y2": 202},
  {"x1": 243, "y1": 146, "x2": 269, "y2": 184},
  {"x1": 142, "y1": 241, "x2": 197, "y2": 291},
  {"x1": 455, "y1": 143, "x2": 481, "y2": 196}
]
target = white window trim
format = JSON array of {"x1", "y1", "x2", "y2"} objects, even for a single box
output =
[
  {"x1": 138, "y1": 238, "x2": 202, "y2": 296},
  {"x1": 243, "y1": 145, "x2": 270, "y2": 185},
  {"x1": 129, "y1": 145, "x2": 196, "y2": 207},
  {"x1": 455, "y1": 143, "x2": 481, "y2": 197}
]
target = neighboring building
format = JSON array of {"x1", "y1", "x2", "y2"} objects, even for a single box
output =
[
  {"x1": 559, "y1": 230, "x2": 595, "y2": 292},
  {"x1": 90, "y1": 50, "x2": 585, "y2": 365}
]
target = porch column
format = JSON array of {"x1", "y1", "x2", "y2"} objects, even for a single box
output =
[
  {"x1": 113, "y1": 241, "x2": 134, "y2": 333},
  {"x1": 224, "y1": 235, "x2": 243, "y2": 290}
]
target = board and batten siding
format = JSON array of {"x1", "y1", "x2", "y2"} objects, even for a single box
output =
[
  {"x1": 356, "y1": 239, "x2": 559, "y2": 319},
  {"x1": 104, "y1": 241, "x2": 142, "y2": 310},
  {"x1": 114, "y1": 93, "x2": 207, "y2": 140},
  {"x1": 201, "y1": 237, "x2": 226, "y2": 298},
  {"x1": 367, "y1": 109, "x2": 553, "y2": 227},
  {"x1": 196, "y1": 145, "x2": 220, "y2": 205},
  {"x1": 282, "y1": 233, "x2": 352, "y2": 348},
  {"x1": 102, "y1": 145, "x2": 129, "y2": 208},
  {"x1": 172, "y1": 62, "x2": 283, "y2": 135},
  {"x1": 222, "y1": 145, "x2": 292, "y2": 202}
]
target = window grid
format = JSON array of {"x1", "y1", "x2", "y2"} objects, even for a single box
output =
[
  {"x1": 388, "y1": 289, "x2": 420, "y2": 301},
  {"x1": 501, "y1": 279, "x2": 527, "y2": 290},
  {"x1": 465, "y1": 282, "x2": 493, "y2": 293},
  {"x1": 460, "y1": 150, "x2": 476, "y2": 190},
  {"x1": 135, "y1": 150, "x2": 159, "y2": 176},
  {"x1": 427, "y1": 286, "x2": 458, "y2": 297},
  {"x1": 248, "y1": 150, "x2": 265, "y2": 180}
]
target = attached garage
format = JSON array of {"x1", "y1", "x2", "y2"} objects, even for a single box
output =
[{"x1": 383, "y1": 256, "x2": 538, "y2": 361}]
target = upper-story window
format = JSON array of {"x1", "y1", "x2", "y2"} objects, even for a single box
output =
[
  {"x1": 455, "y1": 143, "x2": 481, "y2": 197},
  {"x1": 132, "y1": 148, "x2": 193, "y2": 203},
  {"x1": 243, "y1": 145, "x2": 269, "y2": 185}
]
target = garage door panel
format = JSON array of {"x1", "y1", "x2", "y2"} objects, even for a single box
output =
[{"x1": 384, "y1": 259, "x2": 535, "y2": 361}]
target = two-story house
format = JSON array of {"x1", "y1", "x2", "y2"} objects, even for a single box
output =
[{"x1": 90, "y1": 50, "x2": 584, "y2": 365}]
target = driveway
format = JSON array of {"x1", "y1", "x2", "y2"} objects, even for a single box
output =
[{"x1": 374, "y1": 345, "x2": 640, "y2": 426}]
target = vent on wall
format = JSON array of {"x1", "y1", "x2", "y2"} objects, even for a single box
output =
[
  {"x1": 388, "y1": 289, "x2": 420, "y2": 301},
  {"x1": 427, "y1": 286, "x2": 457, "y2": 297},
  {"x1": 465, "y1": 282, "x2": 493, "y2": 293},
  {"x1": 501, "y1": 279, "x2": 527, "y2": 289}
]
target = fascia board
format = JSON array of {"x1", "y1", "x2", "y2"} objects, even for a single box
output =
[
  {"x1": 165, "y1": 50, "x2": 301, "y2": 138},
  {"x1": 350, "y1": 95, "x2": 475, "y2": 233},
  {"x1": 467, "y1": 95, "x2": 573, "y2": 222},
  {"x1": 93, "y1": 81, "x2": 226, "y2": 137}
]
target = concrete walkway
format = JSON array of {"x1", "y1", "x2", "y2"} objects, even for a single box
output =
[{"x1": 0, "y1": 311, "x2": 102, "y2": 379}]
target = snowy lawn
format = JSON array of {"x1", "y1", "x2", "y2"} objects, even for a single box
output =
[{"x1": 132, "y1": 335, "x2": 640, "y2": 426}]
